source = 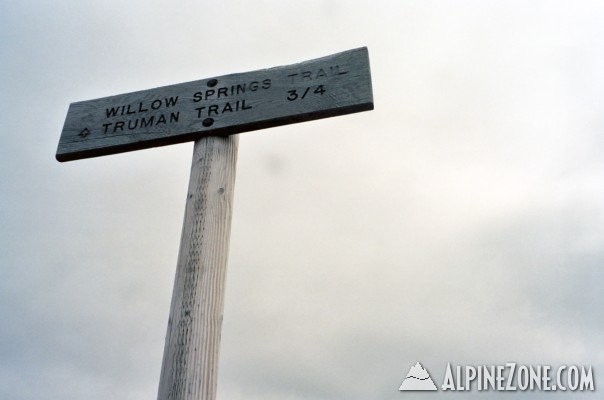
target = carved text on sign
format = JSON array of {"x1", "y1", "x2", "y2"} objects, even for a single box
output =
[{"x1": 102, "y1": 96, "x2": 181, "y2": 134}]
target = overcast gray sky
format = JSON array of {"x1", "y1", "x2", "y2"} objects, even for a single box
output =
[{"x1": 1, "y1": 1, "x2": 603, "y2": 399}]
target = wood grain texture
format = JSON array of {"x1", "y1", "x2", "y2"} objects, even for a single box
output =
[
  {"x1": 56, "y1": 47, "x2": 373, "y2": 161},
  {"x1": 157, "y1": 135, "x2": 238, "y2": 400}
]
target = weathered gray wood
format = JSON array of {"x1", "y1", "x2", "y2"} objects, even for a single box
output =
[
  {"x1": 157, "y1": 135, "x2": 238, "y2": 400},
  {"x1": 56, "y1": 47, "x2": 373, "y2": 162}
]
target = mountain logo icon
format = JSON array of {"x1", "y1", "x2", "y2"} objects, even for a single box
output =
[{"x1": 399, "y1": 362, "x2": 438, "y2": 391}]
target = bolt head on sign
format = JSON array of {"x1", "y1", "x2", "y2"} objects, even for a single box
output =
[{"x1": 56, "y1": 47, "x2": 374, "y2": 162}]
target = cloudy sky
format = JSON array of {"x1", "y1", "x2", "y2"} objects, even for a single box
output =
[{"x1": 1, "y1": 1, "x2": 603, "y2": 399}]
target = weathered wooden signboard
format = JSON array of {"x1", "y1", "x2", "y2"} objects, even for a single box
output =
[{"x1": 56, "y1": 47, "x2": 373, "y2": 162}]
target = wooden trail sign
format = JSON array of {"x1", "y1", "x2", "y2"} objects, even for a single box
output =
[
  {"x1": 56, "y1": 47, "x2": 373, "y2": 162},
  {"x1": 57, "y1": 48, "x2": 373, "y2": 400}
]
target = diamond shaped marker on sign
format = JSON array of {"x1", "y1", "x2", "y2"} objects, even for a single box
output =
[{"x1": 78, "y1": 128, "x2": 90, "y2": 138}]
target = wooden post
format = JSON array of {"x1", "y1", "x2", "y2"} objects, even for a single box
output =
[{"x1": 157, "y1": 134, "x2": 239, "y2": 400}]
